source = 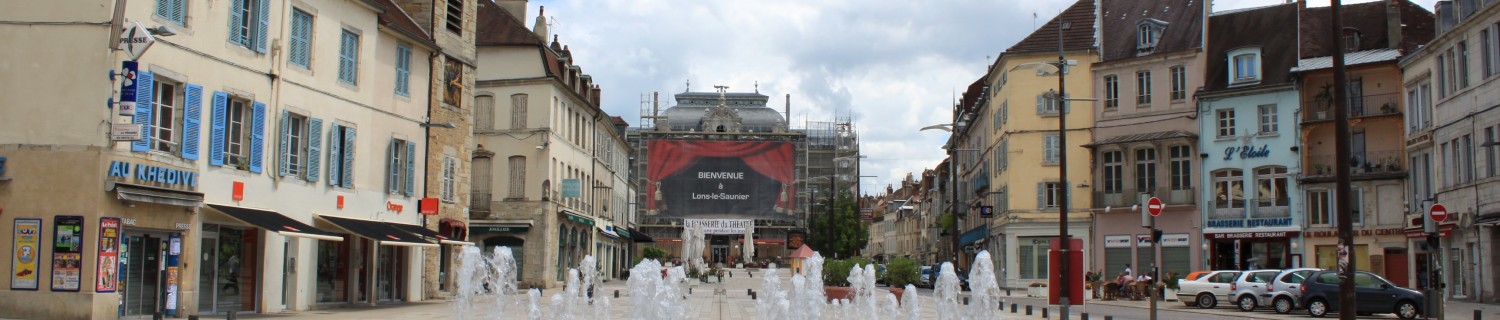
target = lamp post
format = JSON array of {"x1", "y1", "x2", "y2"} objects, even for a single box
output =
[{"x1": 919, "y1": 124, "x2": 972, "y2": 268}]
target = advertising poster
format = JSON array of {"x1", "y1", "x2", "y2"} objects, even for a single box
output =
[
  {"x1": 786, "y1": 230, "x2": 806, "y2": 250},
  {"x1": 50, "y1": 215, "x2": 83, "y2": 292},
  {"x1": 11, "y1": 218, "x2": 42, "y2": 290},
  {"x1": 96, "y1": 217, "x2": 121, "y2": 292},
  {"x1": 645, "y1": 141, "x2": 795, "y2": 218}
]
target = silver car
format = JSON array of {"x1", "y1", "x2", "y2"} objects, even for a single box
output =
[
  {"x1": 1177, "y1": 270, "x2": 1241, "y2": 308},
  {"x1": 1230, "y1": 269, "x2": 1283, "y2": 311},
  {"x1": 1266, "y1": 268, "x2": 1321, "y2": 314}
]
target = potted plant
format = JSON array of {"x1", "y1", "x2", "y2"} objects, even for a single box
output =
[
  {"x1": 1163, "y1": 273, "x2": 1181, "y2": 301},
  {"x1": 1027, "y1": 281, "x2": 1048, "y2": 297},
  {"x1": 884, "y1": 258, "x2": 921, "y2": 303}
]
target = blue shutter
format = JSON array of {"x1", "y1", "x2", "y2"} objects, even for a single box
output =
[
  {"x1": 404, "y1": 140, "x2": 416, "y2": 196},
  {"x1": 395, "y1": 45, "x2": 410, "y2": 96},
  {"x1": 249, "y1": 101, "x2": 266, "y2": 173},
  {"x1": 341, "y1": 127, "x2": 355, "y2": 188},
  {"x1": 171, "y1": 0, "x2": 185, "y2": 24},
  {"x1": 306, "y1": 118, "x2": 322, "y2": 181},
  {"x1": 210, "y1": 92, "x2": 228, "y2": 166},
  {"x1": 131, "y1": 72, "x2": 155, "y2": 152},
  {"x1": 228, "y1": 0, "x2": 244, "y2": 45},
  {"x1": 289, "y1": 10, "x2": 311, "y2": 68},
  {"x1": 255, "y1": 0, "x2": 269, "y2": 53},
  {"x1": 339, "y1": 31, "x2": 358, "y2": 84},
  {"x1": 327, "y1": 125, "x2": 341, "y2": 186},
  {"x1": 278, "y1": 110, "x2": 290, "y2": 177},
  {"x1": 387, "y1": 139, "x2": 399, "y2": 194},
  {"x1": 155, "y1": 0, "x2": 171, "y2": 20},
  {"x1": 182, "y1": 84, "x2": 203, "y2": 160}
]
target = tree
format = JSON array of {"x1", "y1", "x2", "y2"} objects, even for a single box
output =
[{"x1": 807, "y1": 190, "x2": 868, "y2": 259}]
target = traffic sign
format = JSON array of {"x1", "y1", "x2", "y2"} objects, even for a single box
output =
[
  {"x1": 1430, "y1": 204, "x2": 1448, "y2": 223},
  {"x1": 1146, "y1": 197, "x2": 1164, "y2": 216}
]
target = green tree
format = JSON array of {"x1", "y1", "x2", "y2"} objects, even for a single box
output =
[
  {"x1": 885, "y1": 257, "x2": 921, "y2": 288},
  {"x1": 807, "y1": 190, "x2": 868, "y2": 259},
  {"x1": 642, "y1": 246, "x2": 667, "y2": 260}
]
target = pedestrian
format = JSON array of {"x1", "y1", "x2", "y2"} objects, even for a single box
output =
[{"x1": 1123, "y1": 263, "x2": 1132, "y2": 277}]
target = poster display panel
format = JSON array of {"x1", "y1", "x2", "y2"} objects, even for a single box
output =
[
  {"x1": 96, "y1": 217, "x2": 121, "y2": 292},
  {"x1": 51, "y1": 215, "x2": 83, "y2": 291},
  {"x1": 645, "y1": 140, "x2": 795, "y2": 218},
  {"x1": 11, "y1": 218, "x2": 42, "y2": 290}
]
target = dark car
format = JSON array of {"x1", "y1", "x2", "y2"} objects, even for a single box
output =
[{"x1": 1298, "y1": 270, "x2": 1423, "y2": 319}]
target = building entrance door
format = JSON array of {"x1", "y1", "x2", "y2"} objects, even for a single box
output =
[
  {"x1": 711, "y1": 246, "x2": 729, "y2": 265},
  {"x1": 121, "y1": 233, "x2": 165, "y2": 317},
  {"x1": 1385, "y1": 248, "x2": 1410, "y2": 288}
]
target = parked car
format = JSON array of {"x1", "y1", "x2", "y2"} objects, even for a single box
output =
[
  {"x1": 1176, "y1": 270, "x2": 1241, "y2": 308},
  {"x1": 1267, "y1": 268, "x2": 1321, "y2": 314},
  {"x1": 1299, "y1": 270, "x2": 1424, "y2": 319},
  {"x1": 1230, "y1": 269, "x2": 1283, "y2": 311},
  {"x1": 918, "y1": 266, "x2": 933, "y2": 288},
  {"x1": 1184, "y1": 270, "x2": 1212, "y2": 281}
]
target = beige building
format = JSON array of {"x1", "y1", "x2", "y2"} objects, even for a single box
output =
[
  {"x1": 469, "y1": 1, "x2": 629, "y2": 288},
  {"x1": 0, "y1": 0, "x2": 460, "y2": 317}
]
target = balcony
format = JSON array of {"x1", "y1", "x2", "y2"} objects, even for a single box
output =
[
  {"x1": 470, "y1": 192, "x2": 492, "y2": 215},
  {"x1": 1093, "y1": 187, "x2": 1197, "y2": 208},
  {"x1": 1303, "y1": 93, "x2": 1401, "y2": 123},
  {"x1": 1303, "y1": 150, "x2": 1406, "y2": 182}
]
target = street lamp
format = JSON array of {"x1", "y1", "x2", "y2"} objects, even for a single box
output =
[{"x1": 919, "y1": 123, "x2": 970, "y2": 268}]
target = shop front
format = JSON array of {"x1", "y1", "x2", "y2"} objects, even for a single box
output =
[
  {"x1": 1204, "y1": 230, "x2": 1301, "y2": 270},
  {"x1": 315, "y1": 215, "x2": 435, "y2": 305},
  {"x1": 471, "y1": 222, "x2": 531, "y2": 284},
  {"x1": 105, "y1": 160, "x2": 205, "y2": 318},
  {"x1": 198, "y1": 204, "x2": 343, "y2": 313}
]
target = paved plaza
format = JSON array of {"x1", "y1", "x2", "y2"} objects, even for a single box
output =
[{"x1": 199, "y1": 268, "x2": 1500, "y2": 320}]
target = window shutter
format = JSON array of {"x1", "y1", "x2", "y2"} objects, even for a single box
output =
[
  {"x1": 210, "y1": 92, "x2": 228, "y2": 166},
  {"x1": 255, "y1": 0, "x2": 269, "y2": 53},
  {"x1": 171, "y1": 0, "x2": 184, "y2": 24},
  {"x1": 131, "y1": 72, "x2": 155, "y2": 152},
  {"x1": 278, "y1": 110, "x2": 290, "y2": 177},
  {"x1": 289, "y1": 11, "x2": 310, "y2": 67},
  {"x1": 395, "y1": 45, "x2": 410, "y2": 95},
  {"x1": 1037, "y1": 182, "x2": 1046, "y2": 209},
  {"x1": 327, "y1": 126, "x2": 341, "y2": 186},
  {"x1": 249, "y1": 101, "x2": 266, "y2": 173},
  {"x1": 387, "y1": 139, "x2": 399, "y2": 194},
  {"x1": 341, "y1": 127, "x2": 355, "y2": 188},
  {"x1": 1035, "y1": 94, "x2": 1044, "y2": 114},
  {"x1": 306, "y1": 118, "x2": 322, "y2": 181},
  {"x1": 404, "y1": 140, "x2": 416, "y2": 196},
  {"x1": 155, "y1": 0, "x2": 171, "y2": 19},
  {"x1": 182, "y1": 84, "x2": 203, "y2": 160},
  {"x1": 228, "y1": 0, "x2": 244, "y2": 45}
]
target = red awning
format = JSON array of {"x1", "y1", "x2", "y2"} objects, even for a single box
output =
[{"x1": 440, "y1": 218, "x2": 467, "y2": 241}]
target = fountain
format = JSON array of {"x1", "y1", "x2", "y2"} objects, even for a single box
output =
[
  {"x1": 965, "y1": 251, "x2": 1001, "y2": 318},
  {"x1": 453, "y1": 246, "x2": 518, "y2": 320},
  {"x1": 626, "y1": 258, "x2": 689, "y2": 319},
  {"x1": 933, "y1": 262, "x2": 964, "y2": 320}
]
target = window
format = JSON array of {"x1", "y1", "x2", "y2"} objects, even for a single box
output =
[
  {"x1": 395, "y1": 44, "x2": 411, "y2": 96},
  {"x1": 229, "y1": 0, "x2": 268, "y2": 52},
  {"x1": 1136, "y1": 21, "x2": 1163, "y2": 53},
  {"x1": 1255, "y1": 166, "x2": 1289, "y2": 207},
  {"x1": 1343, "y1": 32, "x2": 1361, "y2": 52},
  {"x1": 1043, "y1": 133, "x2": 1060, "y2": 164},
  {"x1": 1459, "y1": 41, "x2": 1471, "y2": 88},
  {"x1": 1446, "y1": 48, "x2": 1458, "y2": 95},
  {"x1": 1438, "y1": 52, "x2": 1450, "y2": 98},
  {"x1": 1212, "y1": 169, "x2": 1244, "y2": 209},
  {"x1": 510, "y1": 94, "x2": 527, "y2": 129},
  {"x1": 444, "y1": 58, "x2": 464, "y2": 106},
  {"x1": 475, "y1": 95, "x2": 494, "y2": 130},
  {"x1": 1486, "y1": 127, "x2": 1497, "y2": 178},
  {"x1": 387, "y1": 138, "x2": 415, "y2": 196},
  {"x1": 1463, "y1": 134, "x2": 1475, "y2": 182},
  {"x1": 1441, "y1": 142, "x2": 1452, "y2": 187},
  {"x1": 1407, "y1": 81, "x2": 1432, "y2": 132},
  {"x1": 280, "y1": 112, "x2": 308, "y2": 178},
  {"x1": 1230, "y1": 48, "x2": 1261, "y2": 83},
  {"x1": 508, "y1": 156, "x2": 525, "y2": 199},
  {"x1": 446, "y1": 0, "x2": 464, "y2": 34},
  {"x1": 1103, "y1": 75, "x2": 1119, "y2": 109},
  {"x1": 1258, "y1": 104, "x2": 1278, "y2": 134},
  {"x1": 1102, "y1": 151, "x2": 1124, "y2": 194},
  {"x1": 338, "y1": 30, "x2": 360, "y2": 85},
  {"x1": 1135, "y1": 148, "x2": 1157, "y2": 192},
  {"x1": 155, "y1": 0, "x2": 186, "y2": 25},
  {"x1": 326, "y1": 124, "x2": 355, "y2": 188},
  {"x1": 441, "y1": 156, "x2": 457, "y2": 201},
  {"x1": 151, "y1": 80, "x2": 182, "y2": 153},
  {"x1": 1170, "y1": 65, "x2": 1186, "y2": 101},
  {"x1": 1136, "y1": 71, "x2": 1152, "y2": 105},
  {"x1": 226, "y1": 99, "x2": 250, "y2": 166},
  {"x1": 1040, "y1": 182, "x2": 1064, "y2": 209},
  {"x1": 1019, "y1": 237, "x2": 1051, "y2": 279},
  {"x1": 1309, "y1": 188, "x2": 1362, "y2": 225},
  {"x1": 1483, "y1": 28, "x2": 1495, "y2": 78},
  {"x1": 1037, "y1": 93, "x2": 1066, "y2": 115},
  {"x1": 288, "y1": 9, "x2": 313, "y2": 68},
  {"x1": 1217, "y1": 109, "x2": 1236, "y2": 138}
]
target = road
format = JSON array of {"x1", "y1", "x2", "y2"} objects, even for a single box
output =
[{"x1": 901, "y1": 286, "x2": 1410, "y2": 320}]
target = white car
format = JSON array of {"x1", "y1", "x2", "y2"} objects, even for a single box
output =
[
  {"x1": 1177, "y1": 270, "x2": 1242, "y2": 308},
  {"x1": 1266, "y1": 268, "x2": 1321, "y2": 314},
  {"x1": 1230, "y1": 269, "x2": 1284, "y2": 311}
]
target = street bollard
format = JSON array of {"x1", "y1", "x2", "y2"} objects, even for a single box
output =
[
  {"x1": 153, "y1": 313, "x2": 162, "y2": 320},
  {"x1": 614, "y1": 290, "x2": 619, "y2": 298},
  {"x1": 1026, "y1": 305, "x2": 1033, "y2": 315},
  {"x1": 1007, "y1": 289, "x2": 1012, "y2": 296},
  {"x1": 963, "y1": 297, "x2": 969, "y2": 305},
  {"x1": 751, "y1": 292, "x2": 757, "y2": 300},
  {"x1": 227, "y1": 310, "x2": 237, "y2": 320},
  {"x1": 749, "y1": 289, "x2": 754, "y2": 296},
  {"x1": 689, "y1": 287, "x2": 692, "y2": 294},
  {"x1": 1043, "y1": 307, "x2": 1048, "y2": 318},
  {"x1": 1081, "y1": 312, "x2": 1089, "y2": 320}
]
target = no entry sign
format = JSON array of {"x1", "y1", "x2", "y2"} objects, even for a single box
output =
[
  {"x1": 1147, "y1": 197, "x2": 1164, "y2": 216},
  {"x1": 1430, "y1": 204, "x2": 1448, "y2": 223}
]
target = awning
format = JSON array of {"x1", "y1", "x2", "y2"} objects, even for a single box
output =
[
  {"x1": 960, "y1": 225, "x2": 988, "y2": 245},
  {"x1": 317, "y1": 215, "x2": 437, "y2": 247},
  {"x1": 439, "y1": 218, "x2": 468, "y2": 240},
  {"x1": 627, "y1": 228, "x2": 655, "y2": 243},
  {"x1": 614, "y1": 227, "x2": 632, "y2": 239},
  {"x1": 115, "y1": 182, "x2": 204, "y2": 207},
  {"x1": 390, "y1": 223, "x2": 473, "y2": 246},
  {"x1": 205, "y1": 204, "x2": 343, "y2": 241},
  {"x1": 562, "y1": 210, "x2": 595, "y2": 226},
  {"x1": 596, "y1": 221, "x2": 619, "y2": 239}
]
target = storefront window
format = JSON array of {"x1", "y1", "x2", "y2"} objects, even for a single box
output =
[
  {"x1": 1315, "y1": 244, "x2": 1370, "y2": 271},
  {"x1": 197, "y1": 224, "x2": 256, "y2": 314},
  {"x1": 1018, "y1": 237, "x2": 1050, "y2": 279},
  {"x1": 316, "y1": 237, "x2": 349, "y2": 303}
]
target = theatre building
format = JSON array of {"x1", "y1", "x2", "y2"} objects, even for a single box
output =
[{"x1": 0, "y1": 0, "x2": 465, "y2": 318}]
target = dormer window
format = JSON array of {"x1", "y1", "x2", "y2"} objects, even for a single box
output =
[
  {"x1": 1136, "y1": 19, "x2": 1168, "y2": 56},
  {"x1": 1228, "y1": 47, "x2": 1263, "y2": 86},
  {"x1": 1342, "y1": 28, "x2": 1362, "y2": 52}
]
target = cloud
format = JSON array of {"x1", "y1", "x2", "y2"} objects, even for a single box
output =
[{"x1": 525, "y1": 0, "x2": 1437, "y2": 193}]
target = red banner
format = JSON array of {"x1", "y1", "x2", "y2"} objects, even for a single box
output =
[{"x1": 645, "y1": 141, "x2": 794, "y2": 218}]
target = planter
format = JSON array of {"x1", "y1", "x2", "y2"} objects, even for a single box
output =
[
  {"x1": 1164, "y1": 288, "x2": 1179, "y2": 301},
  {"x1": 1027, "y1": 287, "x2": 1046, "y2": 297},
  {"x1": 889, "y1": 287, "x2": 905, "y2": 304},
  {"x1": 825, "y1": 286, "x2": 855, "y2": 302}
]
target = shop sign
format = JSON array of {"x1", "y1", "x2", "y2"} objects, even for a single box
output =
[
  {"x1": 50, "y1": 215, "x2": 83, "y2": 291},
  {"x1": 10, "y1": 218, "x2": 42, "y2": 290},
  {"x1": 861, "y1": 208, "x2": 874, "y2": 220},
  {"x1": 387, "y1": 201, "x2": 404, "y2": 213},
  {"x1": 1305, "y1": 228, "x2": 1405, "y2": 238},
  {"x1": 1223, "y1": 144, "x2": 1271, "y2": 161},
  {"x1": 1406, "y1": 224, "x2": 1454, "y2": 238},
  {"x1": 107, "y1": 160, "x2": 199, "y2": 189},
  {"x1": 110, "y1": 124, "x2": 143, "y2": 141},
  {"x1": 1207, "y1": 231, "x2": 1298, "y2": 239},
  {"x1": 683, "y1": 218, "x2": 752, "y2": 235},
  {"x1": 1160, "y1": 234, "x2": 1190, "y2": 247},
  {"x1": 1104, "y1": 235, "x2": 1132, "y2": 248},
  {"x1": 472, "y1": 225, "x2": 530, "y2": 233},
  {"x1": 787, "y1": 230, "x2": 806, "y2": 249},
  {"x1": 175, "y1": 223, "x2": 190, "y2": 230},
  {"x1": 562, "y1": 179, "x2": 581, "y2": 198},
  {"x1": 96, "y1": 217, "x2": 121, "y2": 292},
  {"x1": 1206, "y1": 217, "x2": 1293, "y2": 228},
  {"x1": 1136, "y1": 234, "x2": 1154, "y2": 246}
]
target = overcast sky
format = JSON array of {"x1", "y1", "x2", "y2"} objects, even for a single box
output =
[{"x1": 523, "y1": 0, "x2": 1436, "y2": 194}]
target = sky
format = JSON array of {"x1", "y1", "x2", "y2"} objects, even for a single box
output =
[{"x1": 522, "y1": 0, "x2": 1438, "y2": 194}]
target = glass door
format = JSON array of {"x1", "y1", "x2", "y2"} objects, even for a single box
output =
[
  {"x1": 122, "y1": 234, "x2": 164, "y2": 316},
  {"x1": 197, "y1": 234, "x2": 218, "y2": 313}
]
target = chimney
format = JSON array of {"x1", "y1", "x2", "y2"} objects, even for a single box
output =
[
  {"x1": 496, "y1": 0, "x2": 526, "y2": 23},
  {"x1": 534, "y1": 6, "x2": 549, "y2": 41},
  {"x1": 1387, "y1": 0, "x2": 1402, "y2": 50},
  {"x1": 784, "y1": 94, "x2": 790, "y2": 125}
]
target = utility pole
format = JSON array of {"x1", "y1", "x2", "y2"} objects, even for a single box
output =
[
  {"x1": 1142, "y1": 193, "x2": 1158, "y2": 320},
  {"x1": 1056, "y1": 16, "x2": 1074, "y2": 320},
  {"x1": 950, "y1": 140, "x2": 961, "y2": 266},
  {"x1": 1329, "y1": 1, "x2": 1357, "y2": 319}
]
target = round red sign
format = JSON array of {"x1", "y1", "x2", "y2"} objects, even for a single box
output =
[
  {"x1": 1430, "y1": 204, "x2": 1449, "y2": 223},
  {"x1": 1147, "y1": 197, "x2": 1165, "y2": 216}
]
